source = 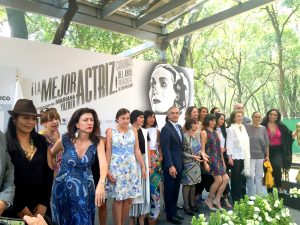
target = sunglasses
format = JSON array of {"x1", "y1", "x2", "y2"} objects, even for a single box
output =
[{"x1": 40, "y1": 107, "x2": 57, "y2": 113}]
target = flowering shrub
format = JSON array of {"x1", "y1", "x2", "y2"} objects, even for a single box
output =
[
  {"x1": 191, "y1": 189, "x2": 297, "y2": 225},
  {"x1": 289, "y1": 187, "x2": 300, "y2": 198}
]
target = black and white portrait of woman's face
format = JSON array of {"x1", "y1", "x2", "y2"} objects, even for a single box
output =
[
  {"x1": 149, "y1": 66, "x2": 177, "y2": 114},
  {"x1": 149, "y1": 64, "x2": 189, "y2": 115}
]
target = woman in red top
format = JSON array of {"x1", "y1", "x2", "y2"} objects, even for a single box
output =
[{"x1": 261, "y1": 109, "x2": 294, "y2": 192}]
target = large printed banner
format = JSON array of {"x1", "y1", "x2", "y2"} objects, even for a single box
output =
[{"x1": 0, "y1": 37, "x2": 194, "y2": 134}]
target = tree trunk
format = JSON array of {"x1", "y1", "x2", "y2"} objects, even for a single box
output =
[
  {"x1": 177, "y1": 9, "x2": 201, "y2": 67},
  {"x1": 52, "y1": 0, "x2": 78, "y2": 45},
  {"x1": 6, "y1": 8, "x2": 28, "y2": 39}
]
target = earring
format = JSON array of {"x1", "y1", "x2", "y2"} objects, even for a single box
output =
[{"x1": 75, "y1": 129, "x2": 79, "y2": 138}]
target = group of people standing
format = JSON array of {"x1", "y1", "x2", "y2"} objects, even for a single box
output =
[{"x1": 0, "y1": 99, "x2": 296, "y2": 225}]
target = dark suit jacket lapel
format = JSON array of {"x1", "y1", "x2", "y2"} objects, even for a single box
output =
[{"x1": 167, "y1": 121, "x2": 182, "y2": 144}]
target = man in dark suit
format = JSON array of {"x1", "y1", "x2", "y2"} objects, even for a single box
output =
[{"x1": 160, "y1": 106, "x2": 184, "y2": 224}]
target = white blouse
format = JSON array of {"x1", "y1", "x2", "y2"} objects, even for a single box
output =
[
  {"x1": 147, "y1": 127, "x2": 158, "y2": 151},
  {"x1": 226, "y1": 126, "x2": 246, "y2": 160}
]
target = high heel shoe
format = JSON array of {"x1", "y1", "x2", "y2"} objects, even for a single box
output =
[
  {"x1": 212, "y1": 199, "x2": 223, "y2": 210},
  {"x1": 183, "y1": 206, "x2": 194, "y2": 216},
  {"x1": 223, "y1": 198, "x2": 232, "y2": 208},
  {"x1": 190, "y1": 205, "x2": 200, "y2": 213},
  {"x1": 204, "y1": 197, "x2": 217, "y2": 211}
]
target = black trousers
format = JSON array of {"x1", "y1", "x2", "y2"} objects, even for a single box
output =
[
  {"x1": 195, "y1": 173, "x2": 214, "y2": 196},
  {"x1": 269, "y1": 145, "x2": 284, "y2": 188},
  {"x1": 230, "y1": 159, "x2": 246, "y2": 203},
  {"x1": 164, "y1": 171, "x2": 182, "y2": 220}
]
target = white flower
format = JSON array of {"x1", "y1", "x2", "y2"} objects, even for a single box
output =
[
  {"x1": 258, "y1": 216, "x2": 262, "y2": 221},
  {"x1": 274, "y1": 200, "x2": 280, "y2": 208},
  {"x1": 227, "y1": 210, "x2": 233, "y2": 215},
  {"x1": 266, "y1": 216, "x2": 272, "y2": 222},
  {"x1": 254, "y1": 207, "x2": 260, "y2": 212},
  {"x1": 225, "y1": 216, "x2": 231, "y2": 222},
  {"x1": 286, "y1": 208, "x2": 290, "y2": 217},
  {"x1": 248, "y1": 201, "x2": 254, "y2": 205},
  {"x1": 253, "y1": 214, "x2": 258, "y2": 219},
  {"x1": 254, "y1": 221, "x2": 259, "y2": 225},
  {"x1": 275, "y1": 214, "x2": 280, "y2": 220},
  {"x1": 228, "y1": 221, "x2": 234, "y2": 225},
  {"x1": 250, "y1": 196, "x2": 256, "y2": 201}
]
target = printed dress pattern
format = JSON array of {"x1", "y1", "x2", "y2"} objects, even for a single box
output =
[
  {"x1": 181, "y1": 133, "x2": 202, "y2": 185},
  {"x1": 205, "y1": 129, "x2": 225, "y2": 176},
  {"x1": 106, "y1": 128, "x2": 141, "y2": 200},
  {"x1": 51, "y1": 134, "x2": 96, "y2": 225}
]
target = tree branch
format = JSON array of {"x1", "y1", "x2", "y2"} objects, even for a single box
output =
[{"x1": 52, "y1": 0, "x2": 78, "y2": 45}]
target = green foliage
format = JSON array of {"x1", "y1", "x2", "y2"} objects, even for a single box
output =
[{"x1": 191, "y1": 190, "x2": 296, "y2": 225}]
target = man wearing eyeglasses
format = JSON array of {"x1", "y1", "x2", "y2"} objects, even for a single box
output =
[
  {"x1": 160, "y1": 106, "x2": 184, "y2": 224},
  {"x1": 0, "y1": 131, "x2": 15, "y2": 216}
]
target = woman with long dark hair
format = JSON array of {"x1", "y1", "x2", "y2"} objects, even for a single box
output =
[
  {"x1": 202, "y1": 114, "x2": 229, "y2": 210},
  {"x1": 142, "y1": 110, "x2": 162, "y2": 225},
  {"x1": 261, "y1": 109, "x2": 294, "y2": 192},
  {"x1": 51, "y1": 108, "x2": 107, "y2": 225},
  {"x1": 5, "y1": 99, "x2": 53, "y2": 219},
  {"x1": 195, "y1": 107, "x2": 213, "y2": 201},
  {"x1": 215, "y1": 112, "x2": 232, "y2": 208}
]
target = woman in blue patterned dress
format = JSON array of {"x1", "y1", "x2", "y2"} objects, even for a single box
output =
[
  {"x1": 106, "y1": 108, "x2": 146, "y2": 225},
  {"x1": 51, "y1": 108, "x2": 107, "y2": 225},
  {"x1": 201, "y1": 114, "x2": 229, "y2": 210}
]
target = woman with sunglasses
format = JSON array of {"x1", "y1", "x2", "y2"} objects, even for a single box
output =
[
  {"x1": 5, "y1": 99, "x2": 53, "y2": 219},
  {"x1": 39, "y1": 108, "x2": 61, "y2": 176}
]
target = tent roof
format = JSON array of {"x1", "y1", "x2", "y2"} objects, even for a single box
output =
[{"x1": 0, "y1": 0, "x2": 276, "y2": 43}]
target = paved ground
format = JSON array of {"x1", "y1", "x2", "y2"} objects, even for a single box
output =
[
  {"x1": 96, "y1": 191, "x2": 300, "y2": 225},
  {"x1": 97, "y1": 168, "x2": 300, "y2": 225}
]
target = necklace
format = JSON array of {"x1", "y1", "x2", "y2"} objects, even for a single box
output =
[{"x1": 20, "y1": 139, "x2": 36, "y2": 160}]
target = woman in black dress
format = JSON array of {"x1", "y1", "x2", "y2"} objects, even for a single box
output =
[{"x1": 5, "y1": 99, "x2": 53, "y2": 219}]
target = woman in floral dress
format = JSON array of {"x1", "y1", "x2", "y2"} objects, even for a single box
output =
[{"x1": 106, "y1": 108, "x2": 146, "y2": 225}]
